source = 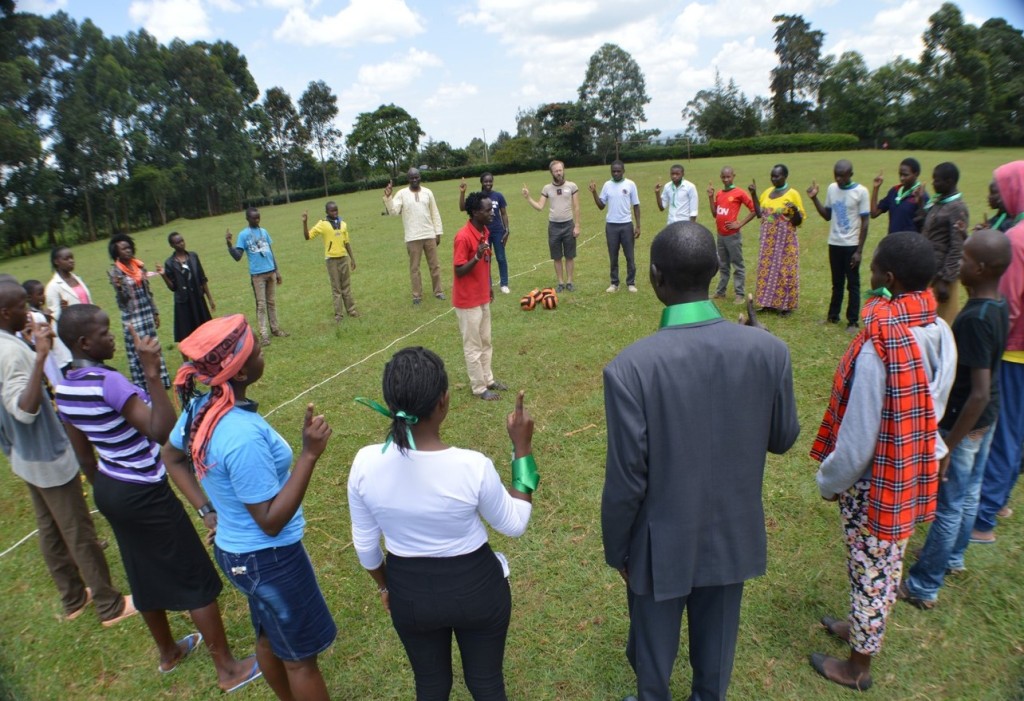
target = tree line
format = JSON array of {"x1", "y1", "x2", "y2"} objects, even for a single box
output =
[{"x1": 1, "y1": 1, "x2": 1019, "y2": 255}]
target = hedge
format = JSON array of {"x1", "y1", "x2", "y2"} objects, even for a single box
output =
[{"x1": 901, "y1": 129, "x2": 979, "y2": 151}]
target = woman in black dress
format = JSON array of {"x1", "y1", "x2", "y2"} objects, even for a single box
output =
[{"x1": 156, "y1": 232, "x2": 215, "y2": 346}]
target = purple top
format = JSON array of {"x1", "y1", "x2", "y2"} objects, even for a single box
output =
[{"x1": 56, "y1": 366, "x2": 165, "y2": 484}]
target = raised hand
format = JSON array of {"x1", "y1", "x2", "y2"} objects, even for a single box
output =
[
  {"x1": 588, "y1": 180, "x2": 597, "y2": 193},
  {"x1": 521, "y1": 183, "x2": 530, "y2": 198},
  {"x1": 127, "y1": 323, "x2": 162, "y2": 377},
  {"x1": 301, "y1": 211, "x2": 308, "y2": 224},
  {"x1": 301, "y1": 402, "x2": 332, "y2": 459},
  {"x1": 706, "y1": 181, "x2": 715, "y2": 199},
  {"x1": 654, "y1": 182, "x2": 663, "y2": 195},
  {"x1": 807, "y1": 180, "x2": 819, "y2": 198},
  {"x1": 748, "y1": 179, "x2": 757, "y2": 196},
  {"x1": 383, "y1": 180, "x2": 393, "y2": 198},
  {"x1": 30, "y1": 319, "x2": 54, "y2": 355},
  {"x1": 224, "y1": 229, "x2": 233, "y2": 244},
  {"x1": 459, "y1": 177, "x2": 467, "y2": 193},
  {"x1": 506, "y1": 390, "x2": 534, "y2": 456},
  {"x1": 739, "y1": 293, "x2": 764, "y2": 329},
  {"x1": 873, "y1": 170, "x2": 884, "y2": 189}
]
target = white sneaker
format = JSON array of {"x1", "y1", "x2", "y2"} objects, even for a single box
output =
[
  {"x1": 627, "y1": 285, "x2": 638, "y2": 293},
  {"x1": 606, "y1": 285, "x2": 618, "y2": 293},
  {"x1": 500, "y1": 286, "x2": 510, "y2": 294}
]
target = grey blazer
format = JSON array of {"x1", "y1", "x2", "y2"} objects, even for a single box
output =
[{"x1": 601, "y1": 317, "x2": 799, "y2": 601}]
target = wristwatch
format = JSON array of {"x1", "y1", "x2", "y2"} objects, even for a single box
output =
[{"x1": 197, "y1": 502, "x2": 216, "y2": 518}]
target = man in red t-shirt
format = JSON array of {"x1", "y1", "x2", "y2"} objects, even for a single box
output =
[
  {"x1": 708, "y1": 166, "x2": 760, "y2": 305},
  {"x1": 453, "y1": 192, "x2": 508, "y2": 400}
]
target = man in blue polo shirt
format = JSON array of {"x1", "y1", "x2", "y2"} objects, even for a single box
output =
[
  {"x1": 226, "y1": 207, "x2": 289, "y2": 347},
  {"x1": 590, "y1": 161, "x2": 642, "y2": 293}
]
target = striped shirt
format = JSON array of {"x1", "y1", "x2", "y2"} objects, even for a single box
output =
[{"x1": 56, "y1": 366, "x2": 165, "y2": 484}]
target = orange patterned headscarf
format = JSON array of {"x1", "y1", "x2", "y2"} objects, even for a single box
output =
[{"x1": 174, "y1": 315, "x2": 254, "y2": 478}]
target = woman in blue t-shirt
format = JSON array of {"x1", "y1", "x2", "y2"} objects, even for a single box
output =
[{"x1": 164, "y1": 314, "x2": 336, "y2": 701}]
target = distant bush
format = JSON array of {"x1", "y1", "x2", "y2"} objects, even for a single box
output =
[
  {"x1": 619, "y1": 133, "x2": 860, "y2": 162},
  {"x1": 902, "y1": 130, "x2": 979, "y2": 151}
]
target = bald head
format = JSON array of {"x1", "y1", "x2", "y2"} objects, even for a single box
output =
[
  {"x1": 650, "y1": 221, "x2": 718, "y2": 296},
  {"x1": 965, "y1": 228, "x2": 1012, "y2": 279},
  {"x1": 0, "y1": 281, "x2": 27, "y2": 334}
]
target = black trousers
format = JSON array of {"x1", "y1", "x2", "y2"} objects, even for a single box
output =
[
  {"x1": 387, "y1": 543, "x2": 511, "y2": 701},
  {"x1": 828, "y1": 244, "x2": 861, "y2": 324},
  {"x1": 626, "y1": 582, "x2": 744, "y2": 701},
  {"x1": 606, "y1": 222, "x2": 637, "y2": 286}
]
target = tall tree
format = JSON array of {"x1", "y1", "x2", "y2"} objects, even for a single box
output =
[
  {"x1": 769, "y1": 14, "x2": 825, "y2": 132},
  {"x1": 345, "y1": 104, "x2": 423, "y2": 177},
  {"x1": 258, "y1": 87, "x2": 306, "y2": 204},
  {"x1": 299, "y1": 80, "x2": 341, "y2": 197},
  {"x1": 817, "y1": 52, "x2": 881, "y2": 139},
  {"x1": 417, "y1": 138, "x2": 467, "y2": 170},
  {"x1": 578, "y1": 43, "x2": 650, "y2": 155},
  {"x1": 681, "y1": 70, "x2": 763, "y2": 141}
]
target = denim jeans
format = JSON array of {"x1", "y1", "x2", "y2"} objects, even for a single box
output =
[{"x1": 904, "y1": 425, "x2": 995, "y2": 601}]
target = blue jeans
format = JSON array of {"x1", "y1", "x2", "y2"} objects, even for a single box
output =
[
  {"x1": 976, "y1": 361, "x2": 1024, "y2": 533},
  {"x1": 905, "y1": 425, "x2": 995, "y2": 601},
  {"x1": 489, "y1": 230, "x2": 508, "y2": 287}
]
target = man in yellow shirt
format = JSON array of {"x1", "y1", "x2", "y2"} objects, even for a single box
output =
[{"x1": 302, "y1": 201, "x2": 360, "y2": 320}]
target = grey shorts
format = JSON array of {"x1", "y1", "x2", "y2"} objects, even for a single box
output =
[{"x1": 548, "y1": 220, "x2": 576, "y2": 260}]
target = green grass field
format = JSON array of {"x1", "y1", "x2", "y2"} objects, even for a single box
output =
[{"x1": 0, "y1": 149, "x2": 1021, "y2": 700}]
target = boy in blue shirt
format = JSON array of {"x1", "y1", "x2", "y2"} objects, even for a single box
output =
[{"x1": 226, "y1": 207, "x2": 289, "y2": 347}]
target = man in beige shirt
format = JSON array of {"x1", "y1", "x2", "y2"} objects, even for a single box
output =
[
  {"x1": 384, "y1": 168, "x2": 445, "y2": 305},
  {"x1": 523, "y1": 160, "x2": 581, "y2": 292}
]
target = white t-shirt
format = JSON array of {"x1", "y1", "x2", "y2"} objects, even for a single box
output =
[
  {"x1": 599, "y1": 178, "x2": 640, "y2": 224},
  {"x1": 825, "y1": 183, "x2": 871, "y2": 246},
  {"x1": 348, "y1": 443, "x2": 532, "y2": 570}
]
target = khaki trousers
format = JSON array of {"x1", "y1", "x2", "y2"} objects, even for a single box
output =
[
  {"x1": 26, "y1": 476, "x2": 124, "y2": 620},
  {"x1": 326, "y1": 257, "x2": 357, "y2": 318},
  {"x1": 407, "y1": 238, "x2": 443, "y2": 301},
  {"x1": 455, "y1": 304, "x2": 494, "y2": 395},
  {"x1": 251, "y1": 271, "x2": 281, "y2": 339}
]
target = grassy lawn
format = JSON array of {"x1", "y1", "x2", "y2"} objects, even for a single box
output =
[{"x1": 0, "y1": 148, "x2": 1021, "y2": 700}]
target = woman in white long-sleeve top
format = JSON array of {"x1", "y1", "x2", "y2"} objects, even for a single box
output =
[{"x1": 348, "y1": 346, "x2": 538, "y2": 701}]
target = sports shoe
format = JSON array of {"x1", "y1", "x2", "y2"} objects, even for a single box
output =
[
  {"x1": 845, "y1": 322, "x2": 859, "y2": 334},
  {"x1": 101, "y1": 595, "x2": 138, "y2": 627},
  {"x1": 259, "y1": 337, "x2": 271, "y2": 348},
  {"x1": 606, "y1": 285, "x2": 618, "y2": 293},
  {"x1": 434, "y1": 292, "x2": 446, "y2": 300},
  {"x1": 712, "y1": 292, "x2": 726, "y2": 300},
  {"x1": 627, "y1": 285, "x2": 638, "y2": 293},
  {"x1": 734, "y1": 295, "x2": 745, "y2": 305},
  {"x1": 566, "y1": 283, "x2": 575, "y2": 292},
  {"x1": 556, "y1": 283, "x2": 565, "y2": 293},
  {"x1": 412, "y1": 298, "x2": 421, "y2": 305},
  {"x1": 271, "y1": 329, "x2": 289, "y2": 337},
  {"x1": 500, "y1": 286, "x2": 510, "y2": 294},
  {"x1": 348, "y1": 311, "x2": 361, "y2": 318}
]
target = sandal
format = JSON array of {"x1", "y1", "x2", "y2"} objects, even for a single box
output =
[
  {"x1": 159, "y1": 632, "x2": 203, "y2": 673},
  {"x1": 477, "y1": 389, "x2": 500, "y2": 401}
]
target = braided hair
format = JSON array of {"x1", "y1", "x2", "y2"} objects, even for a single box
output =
[{"x1": 382, "y1": 347, "x2": 448, "y2": 454}]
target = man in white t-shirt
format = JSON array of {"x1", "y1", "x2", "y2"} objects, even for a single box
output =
[
  {"x1": 808, "y1": 159, "x2": 871, "y2": 332},
  {"x1": 654, "y1": 164, "x2": 698, "y2": 224},
  {"x1": 590, "y1": 161, "x2": 641, "y2": 293}
]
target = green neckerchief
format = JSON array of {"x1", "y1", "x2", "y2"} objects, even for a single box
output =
[
  {"x1": 660, "y1": 300, "x2": 723, "y2": 328},
  {"x1": 839, "y1": 181, "x2": 859, "y2": 190},
  {"x1": 865, "y1": 286, "x2": 892, "y2": 300},
  {"x1": 992, "y1": 212, "x2": 1008, "y2": 230},
  {"x1": 924, "y1": 191, "x2": 962, "y2": 210},
  {"x1": 771, "y1": 183, "x2": 790, "y2": 195},
  {"x1": 354, "y1": 397, "x2": 418, "y2": 452},
  {"x1": 894, "y1": 182, "x2": 921, "y2": 205},
  {"x1": 722, "y1": 184, "x2": 736, "y2": 191}
]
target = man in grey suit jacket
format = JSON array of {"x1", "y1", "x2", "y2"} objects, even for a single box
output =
[{"x1": 601, "y1": 221, "x2": 800, "y2": 701}]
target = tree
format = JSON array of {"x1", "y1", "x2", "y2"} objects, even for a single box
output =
[
  {"x1": 345, "y1": 104, "x2": 423, "y2": 177},
  {"x1": 535, "y1": 102, "x2": 590, "y2": 158},
  {"x1": 578, "y1": 43, "x2": 650, "y2": 154},
  {"x1": 256, "y1": 87, "x2": 306, "y2": 204},
  {"x1": 681, "y1": 70, "x2": 763, "y2": 141},
  {"x1": 769, "y1": 14, "x2": 825, "y2": 132},
  {"x1": 817, "y1": 52, "x2": 881, "y2": 139},
  {"x1": 515, "y1": 106, "x2": 539, "y2": 139},
  {"x1": 978, "y1": 18, "x2": 1024, "y2": 144},
  {"x1": 299, "y1": 80, "x2": 341, "y2": 197},
  {"x1": 417, "y1": 138, "x2": 468, "y2": 170},
  {"x1": 490, "y1": 136, "x2": 536, "y2": 165}
]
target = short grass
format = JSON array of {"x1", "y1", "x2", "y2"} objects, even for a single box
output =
[{"x1": 1, "y1": 148, "x2": 1022, "y2": 700}]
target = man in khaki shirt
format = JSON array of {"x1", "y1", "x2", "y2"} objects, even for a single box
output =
[
  {"x1": 523, "y1": 160, "x2": 581, "y2": 292},
  {"x1": 384, "y1": 168, "x2": 445, "y2": 305}
]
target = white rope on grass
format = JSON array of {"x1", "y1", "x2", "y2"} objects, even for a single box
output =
[{"x1": 0, "y1": 509, "x2": 100, "y2": 560}]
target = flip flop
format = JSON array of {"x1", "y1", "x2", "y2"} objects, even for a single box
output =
[
  {"x1": 159, "y1": 632, "x2": 203, "y2": 673},
  {"x1": 223, "y1": 656, "x2": 262, "y2": 693}
]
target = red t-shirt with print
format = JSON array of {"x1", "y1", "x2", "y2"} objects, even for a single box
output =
[
  {"x1": 452, "y1": 221, "x2": 491, "y2": 309},
  {"x1": 713, "y1": 187, "x2": 756, "y2": 235}
]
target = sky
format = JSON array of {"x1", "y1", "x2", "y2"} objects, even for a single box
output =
[{"x1": 15, "y1": 0, "x2": 1024, "y2": 149}]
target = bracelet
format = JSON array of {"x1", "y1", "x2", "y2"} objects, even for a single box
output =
[
  {"x1": 511, "y1": 454, "x2": 540, "y2": 494},
  {"x1": 197, "y1": 502, "x2": 215, "y2": 518}
]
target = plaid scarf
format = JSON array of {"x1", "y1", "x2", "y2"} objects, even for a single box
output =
[
  {"x1": 173, "y1": 315, "x2": 253, "y2": 478},
  {"x1": 810, "y1": 291, "x2": 939, "y2": 540}
]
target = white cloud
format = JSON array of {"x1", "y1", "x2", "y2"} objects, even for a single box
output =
[
  {"x1": 206, "y1": 0, "x2": 243, "y2": 12},
  {"x1": 128, "y1": 0, "x2": 211, "y2": 42},
  {"x1": 273, "y1": 0, "x2": 426, "y2": 44},
  {"x1": 15, "y1": 0, "x2": 67, "y2": 13},
  {"x1": 828, "y1": 0, "x2": 941, "y2": 68},
  {"x1": 424, "y1": 82, "x2": 478, "y2": 109},
  {"x1": 354, "y1": 49, "x2": 442, "y2": 91}
]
